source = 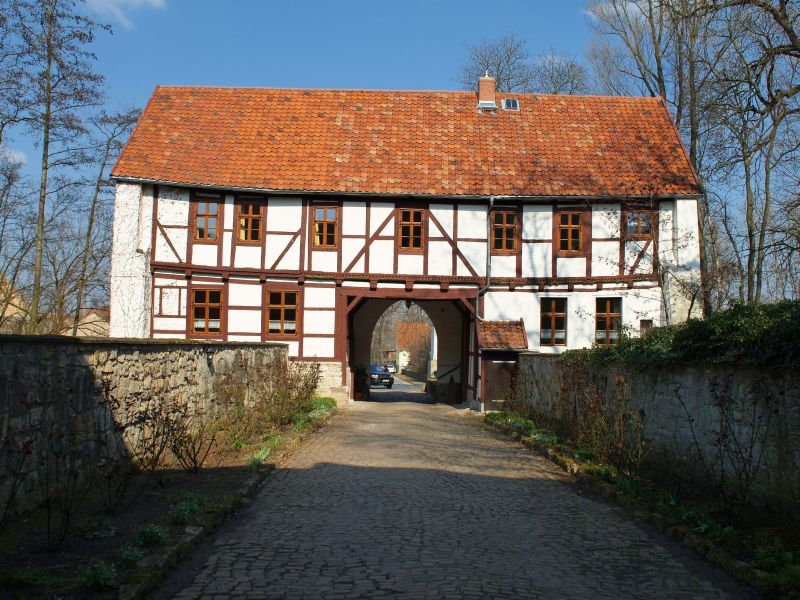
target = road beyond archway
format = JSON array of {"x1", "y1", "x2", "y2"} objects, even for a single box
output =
[{"x1": 156, "y1": 402, "x2": 757, "y2": 599}]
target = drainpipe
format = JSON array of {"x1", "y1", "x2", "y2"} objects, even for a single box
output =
[{"x1": 474, "y1": 195, "x2": 496, "y2": 411}]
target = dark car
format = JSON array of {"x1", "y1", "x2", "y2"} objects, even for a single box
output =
[{"x1": 368, "y1": 364, "x2": 394, "y2": 388}]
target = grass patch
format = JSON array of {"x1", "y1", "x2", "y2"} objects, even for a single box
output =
[{"x1": 0, "y1": 566, "x2": 62, "y2": 588}]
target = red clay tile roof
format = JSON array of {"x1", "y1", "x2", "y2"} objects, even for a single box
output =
[
  {"x1": 478, "y1": 319, "x2": 528, "y2": 350},
  {"x1": 111, "y1": 86, "x2": 701, "y2": 198}
]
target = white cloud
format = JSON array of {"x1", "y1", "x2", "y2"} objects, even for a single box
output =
[
  {"x1": 0, "y1": 147, "x2": 27, "y2": 165},
  {"x1": 85, "y1": 0, "x2": 166, "y2": 29}
]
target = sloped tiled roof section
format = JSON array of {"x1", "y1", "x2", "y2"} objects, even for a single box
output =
[
  {"x1": 111, "y1": 86, "x2": 701, "y2": 198},
  {"x1": 477, "y1": 320, "x2": 528, "y2": 350}
]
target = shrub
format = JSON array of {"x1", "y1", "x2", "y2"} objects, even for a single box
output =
[
  {"x1": 215, "y1": 355, "x2": 321, "y2": 443},
  {"x1": 169, "y1": 497, "x2": 202, "y2": 525},
  {"x1": 138, "y1": 523, "x2": 168, "y2": 547},
  {"x1": 247, "y1": 447, "x2": 272, "y2": 470},
  {"x1": 116, "y1": 544, "x2": 145, "y2": 568},
  {"x1": 562, "y1": 301, "x2": 800, "y2": 370},
  {"x1": 83, "y1": 560, "x2": 117, "y2": 591}
]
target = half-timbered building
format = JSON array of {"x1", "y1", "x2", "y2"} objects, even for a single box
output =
[{"x1": 109, "y1": 75, "x2": 703, "y2": 409}]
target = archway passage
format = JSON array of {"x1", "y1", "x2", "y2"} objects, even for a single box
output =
[{"x1": 344, "y1": 291, "x2": 475, "y2": 405}]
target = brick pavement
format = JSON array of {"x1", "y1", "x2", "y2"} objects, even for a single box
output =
[{"x1": 156, "y1": 398, "x2": 758, "y2": 599}]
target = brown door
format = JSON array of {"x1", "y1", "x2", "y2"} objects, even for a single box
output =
[{"x1": 484, "y1": 359, "x2": 516, "y2": 411}]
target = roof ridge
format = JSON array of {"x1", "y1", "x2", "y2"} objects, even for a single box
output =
[{"x1": 153, "y1": 85, "x2": 662, "y2": 101}]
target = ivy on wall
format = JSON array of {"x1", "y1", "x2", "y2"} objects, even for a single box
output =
[{"x1": 560, "y1": 301, "x2": 800, "y2": 370}]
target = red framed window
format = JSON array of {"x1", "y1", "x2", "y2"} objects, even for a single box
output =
[
  {"x1": 397, "y1": 209, "x2": 424, "y2": 251},
  {"x1": 540, "y1": 298, "x2": 567, "y2": 346},
  {"x1": 237, "y1": 201, "x2": 262, "y2": 242},
  {"x1": 640, "y1": 319, "x2": 654, "y2": 335},
  {"x1": 195, "y1": 198, "x2": 219, "y2": 241},
  {"x1": 626, "y1": 209, "x2": 655, "y2": 238},
  {"x1": 558, "y1": 212, "x2": 582, "y2": 253},
  {"x1": 191, "y1": 288, "x2": 222, "y2": 334},
  {"x1": 491, "y1": 210, "x2": 518, "y2": 254},
  {"x1": 595, "y1": 298, "x2": 622, "y2": 345},
  {"x1": 313, "y1": 205, "x2": 338, "y2": 248},
  {"x1": 267, "y1": 290, "x2": 298, "y2": 336}
]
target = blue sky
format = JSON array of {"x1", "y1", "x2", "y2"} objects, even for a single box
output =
[
  {"x1": 92, "y1": 0, "x2": 593, "y2": 105},
  {"x1": 9, "y1": 0, "x2": 593, "y2": 171}
]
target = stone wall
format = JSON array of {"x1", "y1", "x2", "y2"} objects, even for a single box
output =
[
  {"x1": 0, "y1": 335, "x2": 287, "y2": 514},
  {"x1": 518, "y1": 353, "x2": 800, "y2": 507}
]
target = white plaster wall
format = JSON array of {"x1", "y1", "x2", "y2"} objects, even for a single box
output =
[
  {"x1": 153, "y1": 317, "x2": 185, "y2": 331},
  {"x1": 370, "y1": 203, "x2": 394, "y2": 235},
  {"x1": 491, "y1": 255, "x2": 516, "y2": 278},
  {"x1": 522, "y1": 205, "x2": 551, "y2": 239},
  {"x1": 267, "y1": 197, "x2": 302, "y2": 231},
  {"x1": 397, "y1": 253, "x2": 423, "y2": 275},
  {"x1": 458, "y1": 242, "x2": 486, "y2": 277},
  {"x1": 264, "y1": 233, "x2": 293, "y2": 268},
  {"x1": 675, "y1": 199, "x2": 701, "y2": 270},
  {"x1": 342, "y1": 238, "x2": 364, "y2": 273},
  {"x1": 483, "y1": 291, "x2": 536, "y2": 346},
  {"x1": 369, "y1": 240, "x2": 394, "y2": 273},
  {"x1": 304, "y1": 286, "x2": 336, "y2": 308},
  {"x1": 157, "y1": 187, "x2": 190, "y2": 225},
  {"x1": 592, "y1": 204, "x2": 621, "y2": 238},
  {"x1": 533, "y1": 289, "x2": 664, "y2": 353},
  {"x1": 159, "y1": 288, "x2": 180, "y2": 315},
  {"x1": 304, "y1": 310, "x2": 336, "y2": 335},
  {"x1": 221, "y1": 232, "x2": 232, "y2": 267},
  {"x1": 591, "y1": 241, "x2": 619, "y2": 276},
  {"x1": 234, "y1": 245, "x2": 261, "y2": 269},
  {"x1": 430, "y1": 204, "x2": 453, "y2": 236},
  {"x1": 223, "y1": 194, "x2": 234, "y2": 229},
  {"x1": 557, "y1": 257, "x2": 585, "y2": 278},
  {"x1": 275, "y1": 237, "x2": 300, "y2": 270},
  {"x1": 303, "y1": 337, "x2": 334, "y2": 357},
  {"x1": 458, "y1": 205, "x2": 486, "y2": 238},
  {"x1": 342, "y1": 202, "x2": 366, "y2": 235},
  {"x1": 228, "y1": 283, "x2": 262, "y2": 307},
  {"x1": 312, "y1": 251, "x2": 337, "y2": 272},
  {"x1": 427, "y1": 241, "x2": 453, "y2": 276},
  {"x1": 284, "y1": 340, "x2": 300, "y2": 357},
  {"x1": 154, "y1": 230, "x2": 179, "y2": 263},
  {"x1": 192, "y1": 244, "x2": 218, "y2": 266},
  {"x1": 228, "y1": 335, "x2": 261, "y2": 342},
  {"x1": 522, "y1": 242, "x2": 551, "y2": 278},
  {"x1": 110, "y1": 183, "x2": 152, "y2": 338},
  {"x1": 153, "y1": 332, "x2": 185, "y2": 339},
  {"x1": 228, "y1": 309, "x2": 261, "y2": 333}
]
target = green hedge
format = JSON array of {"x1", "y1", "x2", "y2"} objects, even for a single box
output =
[{"x1": 560, "y1": 300, "x2": 800, "y2": 370}]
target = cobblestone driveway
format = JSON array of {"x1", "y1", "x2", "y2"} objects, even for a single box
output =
[{"x1": 156, "y1": 399, "x2": 757, "y2": 599}]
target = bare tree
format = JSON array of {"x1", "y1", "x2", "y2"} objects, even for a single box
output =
[
  {"x1": 530, "y1": 50, "x2": 592, "y2": 94},
  {"x1": 71, "y1": 108, "x2": 139, "y2": 335},
  {"x1": 458, "y1": 33, "x2": 536, "y2": 92},
  {"x1": 10, "y1": 0, "x2": 108, "y2": 330}
]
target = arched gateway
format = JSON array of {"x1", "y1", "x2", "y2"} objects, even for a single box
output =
[{"x1": 108, "y1": 76, "x2": 703, "y2": 410}]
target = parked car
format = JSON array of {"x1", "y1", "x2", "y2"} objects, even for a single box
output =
[
  {"x1": 384, "y1": 362, "x2": 397, "y2": 374},
  {"x1": 368, "y1": 364, "x2": 394, "y2": 388}
]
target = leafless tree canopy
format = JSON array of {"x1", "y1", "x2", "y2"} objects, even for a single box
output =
[
  {"x1": 0, "y1": 0, "x2": 141, "y2": 334},
  {"x1": 585, "y1": 0, "x2": 800, "y2": 306},
  {"x1": 458, "y1": 34, "x2": 591, "y2": 94}
]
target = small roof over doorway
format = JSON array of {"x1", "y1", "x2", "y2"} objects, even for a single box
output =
[{"x1": 477, "y1": 319, "x2": 528, "y2": 351}]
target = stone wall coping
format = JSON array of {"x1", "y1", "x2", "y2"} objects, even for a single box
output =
[{"x1": 0, "y1": 334, "x2": 288, "y2": 350}]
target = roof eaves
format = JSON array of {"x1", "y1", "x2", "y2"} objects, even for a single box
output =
[{"x1": 110, "y1": 176, "x2": 704, "y2": 201}]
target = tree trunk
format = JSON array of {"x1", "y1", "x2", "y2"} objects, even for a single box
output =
[
  {"x1": 30, "y1": 0, "x2": 56, "y2": 332},
  {"x1": 72, "y1": 143, "x2": 110, "y2": 335}
]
